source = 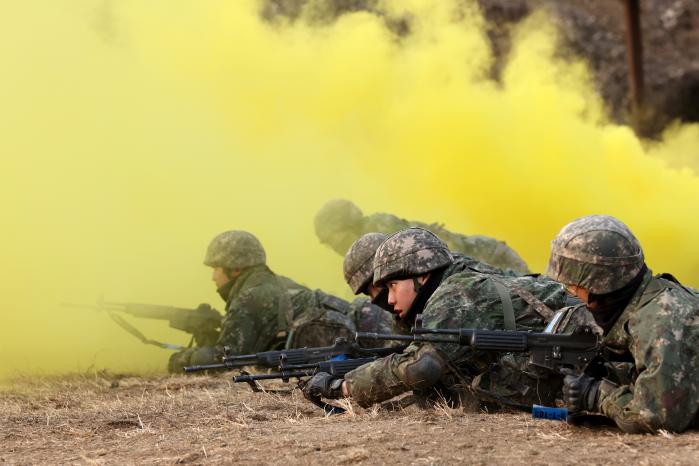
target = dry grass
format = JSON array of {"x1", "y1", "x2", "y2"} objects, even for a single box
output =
[{"x1": 1, "y1": 372, "x2": 697, "y2": 465}]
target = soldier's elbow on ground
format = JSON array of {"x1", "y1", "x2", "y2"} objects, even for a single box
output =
[
  {"x1": 614, "y1": 417, "x2": 661, "y2": 435},
  {"x1": 397, "y1": 345, "x2": 446, "y2": 390},
  {"x1": 189, "y1": 346, "x2": 220, "y2": 366}
]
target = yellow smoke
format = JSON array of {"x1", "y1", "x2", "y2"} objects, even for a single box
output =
[{"x1": 1, "y1": 0, "x2": 697, "y2": 379}]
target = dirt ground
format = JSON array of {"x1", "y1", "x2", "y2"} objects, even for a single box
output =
[{"x1": 1, "y1": 372, "x2": 697, "y2": 465}]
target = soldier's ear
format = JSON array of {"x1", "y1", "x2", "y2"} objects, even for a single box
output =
[
  {"x1": 225, "y1": 268, "x2": 242, "y2": 280},
  {"x1": 417, "y1": 274, "x2": 430, "y2": 285}
]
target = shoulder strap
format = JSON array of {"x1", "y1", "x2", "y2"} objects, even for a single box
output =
[
  {"x1": 492, "y1": 280, "x2": 516, "y2": 330},
  {"x1": 489, "y1": 275, "x2": 555, "y2": 322}
]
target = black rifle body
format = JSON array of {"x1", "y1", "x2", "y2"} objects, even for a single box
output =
[
  {"x1": 184, "y1": 337, "x2": 401, "y2": 372},
  {"x1": 356, "y1": 327, "x2": 601, "y2": 373}
]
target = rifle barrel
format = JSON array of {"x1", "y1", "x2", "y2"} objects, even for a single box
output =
[
  {"x1": 183, "y1": 363, "x2": 227, "y2": 372},
  {"x1": 233, "y1": 371, "x2": 314, "y2": 382}
]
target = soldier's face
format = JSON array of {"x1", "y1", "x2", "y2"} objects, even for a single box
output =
[
  {"x1": 211, "y1": 267, "x2": 231, "y2": 289},
  {"x1": 386, "y1": 276, "x2": 427, "y2": 318},
  {"x1": 566, "y1": 284, "x2": 595, "y2": 309}
]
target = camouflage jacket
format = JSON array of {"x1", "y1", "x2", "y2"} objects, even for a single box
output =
[
  {"x1": 216, "y1": 265, "x2": 292, "y2": 354},
  {"x1": 279, "y1": 276, "x2": 356, "y2": 348},
  {"x1": 553, "y1": 270, "x2": 699, "y2": 433},
  {"x1": 344, "y1": 271, "x2": 570, "y2": 408},
  {"x1": 362, "y1": 213, "x2": 530, "y2": 274},
  {"x1": 168, "y1": 265, "x2": 292, "y2": 372},
  {"x1": 280, "y1": 276, "x2": 401, "y2": 348},
  {"x1": 347, "y1": 297, "x2": 404, "y2": 347}
]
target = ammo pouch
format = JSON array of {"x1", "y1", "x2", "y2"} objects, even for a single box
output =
[{"x1": 285, "y1": 290, "x2": 356, "y2": 348}]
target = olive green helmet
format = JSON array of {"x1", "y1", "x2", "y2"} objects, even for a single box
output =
[
  {"x1": 314, "y1": 199, "x2": 365, "y2": 255},
  {"x1": 546, "y1": 215, "x2": 644, "y2": 295},
  {"x1": 343, "y1": 232, "x2": 388, "y2": 295},
  {"x1": 203, "y1": 230, "x2": 266, "y2": 269},
  {"x1": 373, "y1": 227, "x2": 453, "y2": 286}
]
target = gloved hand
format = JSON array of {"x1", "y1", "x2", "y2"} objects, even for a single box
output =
[
  {"x1": 302, "y1": 372, "x2": 344, "y2": 400},
  {"x1": 562, "y1": 371, "x2": 601, "y2": 413}
]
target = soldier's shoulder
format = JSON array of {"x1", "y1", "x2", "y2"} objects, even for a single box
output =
[
  {"x1": 449, "y1": 254, "x2": 505, "y2": 275},
  {"x1": 348, "y1": 296, "x2": 372, "y2": 312},
  {"x1": 432, "y1": 269, "x2": 492, "y2": 296},
  {"x1": 238, "y1": 270, "x2": 288, "y2": 301},
  {"x1": 248, "y1": 267, "x2": 285, "y2": 286},
  {"x1": 642, "y1": 275, "x2": 699, "y2": 306},
  {"x1": 277, "y1": 275, "x2": 311, "y2": 293},
  {"x1": 421, "y1": 272, "x2": 492, "y2": 328},
  {"x1": 630, "y1": 276, "x2": 699, "y2": 335},
  {"x1": 364, "y1": 213, "x2": 412, "y2": 233}
]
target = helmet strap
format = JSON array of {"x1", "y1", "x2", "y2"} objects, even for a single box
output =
[
  {"x1": 400, "y1": 267, "x2": 447, "y2": 327},
  {"x1": 412, "y1": 277, "x2": 424, "y2": 293}
]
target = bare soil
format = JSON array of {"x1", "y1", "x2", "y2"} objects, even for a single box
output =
[{"x1": 1, "y1": 372, "x2": 697, "y2": 465}]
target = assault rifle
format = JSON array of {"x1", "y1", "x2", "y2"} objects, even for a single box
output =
[
  {"x1": 63, "y1": 299, "x2": 222, "y2": 349},
  {"x1": 232, "y1": 351, "x2": 403, "y2": 415},
  {"x1": 356, "y1": 326, "x2": 601, "y2": 373},
  {"x1": 356, "y1": 325, "x2": 602, "y2": 422},
  {"x1": 183, "y1": 337, "x2": 399, "y2": 372}
]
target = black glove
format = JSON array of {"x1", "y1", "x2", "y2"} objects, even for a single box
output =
[
  {"x1": 302, "y1": 372, "x2": 344, "y2": 400},
  {"x1": 563, "y1": 371, "x2": 601, "y2": 413}
]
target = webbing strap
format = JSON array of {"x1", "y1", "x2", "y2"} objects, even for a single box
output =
[
  {"x1": 108, "y1": 313, "x2": 185, "y2": 350},
  {"x1": 492, "y1": 280, "x2": 516, "y2": 331},
  {"x1": 490, "y1": 276, "x2": 555, "y2": 322}
]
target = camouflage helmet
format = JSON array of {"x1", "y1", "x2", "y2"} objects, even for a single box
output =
[
  {"x1": 546, "y1": 215, "x2": 644, "y2": 295},
  {"x1": 343, "y1": 232, "x2": 388, "y2": 294},
  {"x1": 314, "y1": 199, "x2": 364, "y2": 243},
  {"x1": 204, "y1": 230, "x2": 266, "y2": 269},
  {"x1": 373, "y1": 228, "x2": 453, "y2": 285}
]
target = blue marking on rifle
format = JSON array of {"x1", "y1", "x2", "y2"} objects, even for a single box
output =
[{"x1": 532, "y1": 405, "x2": 568, "y2": 421}]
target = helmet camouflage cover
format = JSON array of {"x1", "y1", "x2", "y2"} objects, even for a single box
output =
[
  {"x1": 344, "y1": 232, "x2": 388, "y2": 294},
  {"x1": 314, "y1": 199, "x2": 364, "y2": 242},
  {"x1": 373, "y1": 227, "x2": 453, "y2": 285},
  {"x1": 546, "y1": 215, "x2": 644, "y2": 295},
  {"x1": 203, "y1": 230, "x2": 266, "y2": 270}
]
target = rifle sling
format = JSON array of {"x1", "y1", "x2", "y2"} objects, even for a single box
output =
[
  {"x1": 492, "y1": 280, "x2": 516, "y2": 331},
  {"x1": 108, "y1": 313, "x2": 185, "y2": 350},
  {"x1": 489, "y1": 276, "x2": 555, "y2": 322}
]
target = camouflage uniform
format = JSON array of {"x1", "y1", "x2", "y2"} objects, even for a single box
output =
[
  {"x1": 546, "y1": 215, "x2": 699, "y2": 433},
  {"x1": 278, "y1": 275, "x2": 356, "y2": 348},
  {"x1": 214, "y1": 265, "x2": 291, "y2": 354},
  {"x1": 344, "y1": 271, "x2": 570, "y2": 407},
  {"x1": 345, "y1": 297, "x2": 397, "y2": 347},
  {"x1": 168, "y1": 231, "x2": 292, "y2": 372},
  {"x1": 343, "y1": 228, "x2": 570, "y2": 408},
  {"x1": 279, "y1": 274, "x2": 399, "y2": 348},
  {"x1": 315, "y1": 199, "x2": 530, "y2": 274}
]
